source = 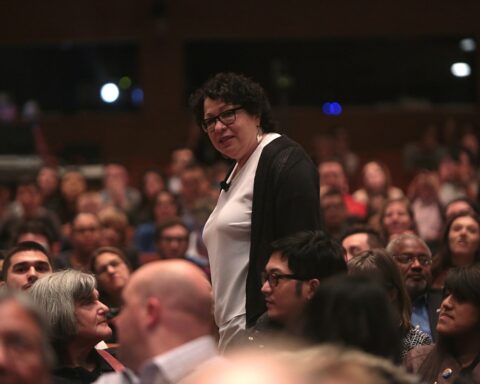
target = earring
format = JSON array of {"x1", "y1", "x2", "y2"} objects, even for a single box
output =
[{"x1": 256, "y1": 126, "x2": 263, "y2": 143}]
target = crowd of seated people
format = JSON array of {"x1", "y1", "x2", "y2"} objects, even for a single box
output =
[{"x1": 0, "y1": 123, "x2": 477, "y2": 383}]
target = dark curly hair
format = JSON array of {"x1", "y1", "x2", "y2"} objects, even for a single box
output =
[{"x1": 189, "y1": 72, "x2": 275, "y2": 132}]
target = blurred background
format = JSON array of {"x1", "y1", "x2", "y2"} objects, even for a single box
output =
[{"x1": 0, "y1": 0, "x2": 478, "y2": 190}]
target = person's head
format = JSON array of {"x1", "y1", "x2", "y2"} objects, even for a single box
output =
[
  {"x1": 361, "y1": 161, "x2": 392, "y2": 194},
  {"x1": 153, "y1": 190, "x2": 179, "y2": 223},
  {"x1": 2, "y1": 241, "x2": 53, "y2": 291},
  {"x1": 141, "y1": 169, "x2": 165, "y2": 201},
  {"x1": 71, "y1": 212, "x2": 101, "y2": 257},
  {"x1": 155, "y1": 219, "x2": 190, "y2": 260},
  {"x1": 180, "y1": 165, "x2": 210, "y2": 202},
  {"x1": 379, "y1": 197, "x2": 415, "y2": 241},
  {"x1": 261, "y1": 231, "x2": 346, "y2": 327},
  {"x1": 0, "y1": 289, "x2": 54, "y2": 384},
  {"x1": 170, "y1": 148, "x2": 195, "y2": 176},
  {"x1": 15, "y1": 178, "x2": 42, "y2": 216},
  {"x1": 76, "y1": 191, "x2": 103, "y2": 215},
  {"x1": 320, "y1": 188, "x2": 347, "y2": 236},
  {"x1": 12, "y1": 219, "x2": 56, "y2": 252},
  {"x1": 301, "y1": 274, "x2": 402, "y2": 363},
  {"x1": 340, "y1": 226, "x2": 384, "y2": 262},
  {"x1": 435, "y1": 212, "x2": 480, "y2": 273},
  {"x1": 436, "y1": 264, "x2": 480, "y2": 339},
  {"x1": 387, "y1": 234, "x2": 433, "y2": 300},
  {"x1": 190, "y1": 72, "x2": 275, "y2": 166},
  {"x1": 97, "y1": 206, "x2": 129, "y2": 247},
  {"x1": 116, "y1": 259, "x2": 213, "y2": 373},
  {"x1": 90, "y1": 247, "x2": 131, "y2": 305},
  {"x1": 444, "y1": 197, "x2": 478, "y2": 221},
  {"x1": 407, "y1": 170, "x2": 440, "y2": 203},
  {"x1": 29, "y1": 270, "x2": 111, "y2": 356},
  {"x1": 290, "y1": 345, "x2": 418, "y2": 384},
  {"x1": 318, "y1": 161, "x2": 348, "y2": 192},
  {"x1": 60, "y1": 168, "x2": 87, "y2": 202},
  {"x1": 36, "y1": 165, "x2": 60, "y2": 198},
  {"x1": 103, "y1": 162, "x2": 130, "y2": 189},
  {"x1": 348, "y1": 248, "x2": 412, "y2": 333}
]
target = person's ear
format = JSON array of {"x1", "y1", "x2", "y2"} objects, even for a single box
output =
[
  {"x1": 306, "y1": 279, "x2": 320, "y2": 299},
  {"x1": 145, "y1": 297, "x2": 162, "y2": 329}
]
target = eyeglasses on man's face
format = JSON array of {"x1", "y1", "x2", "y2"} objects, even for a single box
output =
[
  {"x1": 261, "y1": 271, "x2": 304, "y2": 288},
  {"x1": 201, "y1": 106, "x2": 243, "y2": 133},
  {"x1": 394, "y1": 253, "x2": 432, "y2": 266}
]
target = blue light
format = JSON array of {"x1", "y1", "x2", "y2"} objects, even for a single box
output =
[
  {"x1": 322, "y1": 102, "x2": 343, "y2": 116},
  {"x1": 131, "y1": 88, "x2": 144, "y2": 105}
]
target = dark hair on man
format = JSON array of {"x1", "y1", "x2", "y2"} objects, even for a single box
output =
[
  {"x1": 445, "y1": 196, "x2": 480, "y2": 215},
  {"x1": 189, "y1": 72, "x2": 276, "y2": 132},
  {"x1": 12, "y1": 219, "x2": 57, "y2": 248},
  {"x1": 2, "y1": 241, "x2": 53, "y2": 281},
  {"x1": 340, "y1": 225, "x2": 385, "y2": 249},
  {"x1": 16, "y1": 175, "x2": 40, "y2": 191},
  {"x1": 270, "y1": 230, "x2": 347, "y2": 281},
  {"x1": 154, "y1": 218, "x2": 190, "y2": 242},
  {"x1": 301, "y1": 274, "x2": 402, "y2": 363}
]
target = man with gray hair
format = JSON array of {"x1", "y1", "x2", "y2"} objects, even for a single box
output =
[
  {"x1": 0, "y1": 289, "x2": 54, "y2": 384},
  {"x1": 95, "y1": 259, "x2": 217, "y2": 384},
  {"x1": 387, "y1": 233, "x2": 442, "y2": 341}
]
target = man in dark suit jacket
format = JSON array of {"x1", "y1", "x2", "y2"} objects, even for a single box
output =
[{"x1": 387, "y1": 233, "x2": 442, "y2": 341}]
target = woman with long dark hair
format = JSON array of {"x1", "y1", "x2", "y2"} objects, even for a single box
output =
[
  {"x1": 432, "y1": 212, "x2": 480, "y2": 289},
  {"x1": 405, "y1": 264, "x2": 480, "y2": 383}
]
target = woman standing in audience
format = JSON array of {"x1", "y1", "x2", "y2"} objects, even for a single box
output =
[
  {"x1": 432, "y1": 212, "x2": 480, "y2": 289},
  {"x1": 190, "y1": 72, "x2": 320, "y2": 350},
  {"x1": 405, "y1": 264, "x2": 480, "y2": 383},
  {"x1": 30, "y1": 269, "x2": 122, "y2": 383},
  {"x1": 379, "y1": 197, "x2": 417, "y2": 242},
  {"x1": 348, "y1": 249, "x2": 431, "y2": 359}
]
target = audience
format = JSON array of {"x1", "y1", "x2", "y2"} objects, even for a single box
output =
[
  {"x1": 30, "y1": 269, "x2": 122, "y2": 383},
  {"x1": 387, "y1": 233, "x2": 442, "y2": 341},
  {"x1": 252, "y1": 230, "x2": 346, "y2": 340},
  {"x1": 301, "y1": 274, "x2": 402, "y2": 363},
  {"x1": 0, "y1": 289, "x2": 54, "y2": 384},
  {"x1": 405, "y1": 264, "x2": 480, "y2": 383},
  {"x1": 348, "y1": 249, "x2": 431, "y2": 359},
  {"x1": 95, "y1": 259, "x2": 216, "y2": 383},
  {"x1": 340, "y1": 225, "x2": 384, "y2": 262},
  {"x1": 1, "y1": 241, "x2": 53, "y2": 291},
  {"x1": 379, "y1": 197, "x2": 417, "y2": 242},
  {"x1": 0, "y1": 118, "x2": 477, "y2": 384},
  {"x1": 432, "y1": 211, "x2": 480, "y2": 289}
]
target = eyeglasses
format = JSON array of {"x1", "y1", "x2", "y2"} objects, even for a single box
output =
[
  {"x1": 261, "y1": 271, "x2": 304, "y2": 288},
  {"x1": 160, "y1": 236, "x2": 189, "y2": 243},
  {"x1": 201, "y1": 106, "x2": 243, "y2": 132},
  {"x1": 394, "y1": 254, "x2": 432, "y2": 266}
]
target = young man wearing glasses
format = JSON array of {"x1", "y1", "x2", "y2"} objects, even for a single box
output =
[
  {"x1": 253, "y1": 230, "x2": 346, "y2": 338},
  {"x1": 387, "y1": 233, "x2": 443, "y2": 341}
]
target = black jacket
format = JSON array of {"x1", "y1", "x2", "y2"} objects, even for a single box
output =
[{"x1": 245, "y1": 135, "x2": 321, "y2": 327}]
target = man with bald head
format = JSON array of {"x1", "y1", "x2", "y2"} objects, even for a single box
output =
[{"x1": 95, "y1": 259, "x2": 217, "y2": 384}]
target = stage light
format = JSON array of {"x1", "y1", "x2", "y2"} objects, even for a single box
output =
[
  {"x1": 451, "y1": 62, "x2": 471, "y2": 77},
  {"x1": 119, "y1": 76, "x2": 132, "y2": 89},
  {"x1": 460, "y1": 38, "x2": 476, "y2": 52},
  {"x1": 322, "y1": 102, "x2": 343, "y2": 116},
  {"x1": 131, "y1": 87, "x2": 144, "y2": 105},
  {"x1": 100, "y1": 83, "x2": 120, "y2": 103}
]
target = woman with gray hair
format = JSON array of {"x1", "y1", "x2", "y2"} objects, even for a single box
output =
[{"x1": 30, "y1": 269, "x2": 123, "y2": 383}]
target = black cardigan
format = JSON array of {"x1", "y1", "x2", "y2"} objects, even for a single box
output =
[{"x1": 245, "y1": 135, "x2": 321, "y2": 326}]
